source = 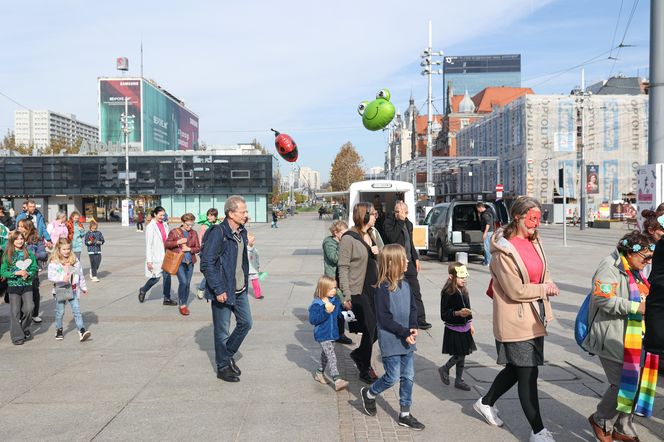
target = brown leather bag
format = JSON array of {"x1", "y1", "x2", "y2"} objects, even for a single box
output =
[{"x1": 161, "y1": 229, "x2": 184, "y2": 275}]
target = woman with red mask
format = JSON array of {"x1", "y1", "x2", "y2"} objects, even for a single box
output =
[{"x1": 473, "y1": 196, "x2": 559, "y2": 442}]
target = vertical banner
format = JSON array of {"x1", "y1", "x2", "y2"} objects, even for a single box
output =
[
  {"x1": 603, "y1": 100, "x2": 620, "y2": 152},
  {"x1": 559, "y1": 160, "x2": 576, "y2": 199},
  {"x1": 603, "y1": 160, "x2": 619, "y2": 201},
  {"x1": 637, "y1": 164, "x2": 664, "y2": 229},
  {"x1": 586, "y1": 164, "x2": 599, "y2": 194}
]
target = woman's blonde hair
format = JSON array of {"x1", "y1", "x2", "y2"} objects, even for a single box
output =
[
  {"x1": 375, "y1": 244, "x2": 407, "y2": 292},
  {"x1": 314, "y1": 275, "x2": 337, "y2": 299},
  {"x1": 329, "y1": 220, "x2": 348, "y2": 235},
  {"x1": 49, "y1": 238, "x2": 76, "y2": 266}
]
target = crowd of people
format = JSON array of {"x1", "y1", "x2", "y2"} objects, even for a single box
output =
[
  {"x1": 2, "y1": 193, "x2": 664, "y2": 441},
  {"x1": 308, "y1": 196, "x2": 663, "y2": 441}
]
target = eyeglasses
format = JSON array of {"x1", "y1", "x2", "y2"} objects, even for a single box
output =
[{"x1": 637, "y1": 251, "x2": 653, "y2": 262}]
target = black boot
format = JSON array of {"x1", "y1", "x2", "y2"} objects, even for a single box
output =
[{"x1": 217, "y1": 365, "x2": 240, "y2": 382}]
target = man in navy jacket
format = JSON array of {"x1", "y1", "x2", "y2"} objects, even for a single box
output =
[{"x1": 200, "y1": 196, "x2": 252, "y2": 382}]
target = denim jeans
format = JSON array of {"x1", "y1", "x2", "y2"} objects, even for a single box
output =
[
  {"x1": 176, "y1": 261, "x2": 194, "y2": 305},
  {"x1": 369, "y1": 351, "x2": 414, "y2": 410},
  {"x1": 483, "y1": 232, "x2": 493, "y2": 265},
  {"x1": 55, "y1": 294, "x2": 85, "y2": 330},
  {"x1": 198, "y1": 277, "x2": 207, "y2": 291},
  {"x1": 141, "y1": 271, "x2": 172, "y2": 299},
  {"x1": 211, "y1": 290, "x2": 253, "y2": 370}
]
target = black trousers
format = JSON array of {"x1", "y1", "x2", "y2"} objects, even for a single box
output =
[
  {"x1": 31, "y1": 275, "x2": 40, "y2": 317},
  {"x1": 350, "y1": 293, "x2": 377, "y2": 371},
  {"x1": 89, "y1": 254, "x2": 102, "y2": 277},
  {"x1": 405, "y1": 260, "x2": 426, "y2": 324}
]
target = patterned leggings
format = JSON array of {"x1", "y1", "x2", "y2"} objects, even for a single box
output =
[{"x1": 319, "y1": 340, "x2": 339, "y2": 378}]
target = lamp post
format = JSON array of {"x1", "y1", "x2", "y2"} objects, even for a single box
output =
[
  {"x1": 420, "y1": 20, "x2": 443, "y2": 202},
  {"x1": 573, "y1": 70, "x2": 590, "y2": 231},
  {"x1": 120, "y1": 97, "x2": 135, "y2": 227}
]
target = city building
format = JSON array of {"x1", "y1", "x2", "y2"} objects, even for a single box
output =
[
  {"x1": 455, "y1": 94, "x2": 648, "y2": 206},
  {"x1": 386, "y1": 96, "x2": 419, "y2": 173},
  {"x1": 0, "y1": 150, "x2": 276, "y2": 223},
  {"x1": 98, "y1": 77, "x2": 199, "y2": 152},
  {"x1": 297, "y1": 166, "x2": 321, "y2": 191},
  {"x1": 365, "y1": 166, "x2": 385, "y2": 180},
  {"x1": 14, "y1": 110, "x2": 98, "y2": 150},
  {"x1": 443, "y1": 54, "x2": 521, "y2": 103},
  {"x1": 587, "y1": 75, "x2": 649, "y2": 95},
  {"x1": 435, "y1": 85, "x2": 534, "y2": 156}
]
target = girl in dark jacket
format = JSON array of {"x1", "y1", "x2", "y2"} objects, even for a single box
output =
[
  {"x1": 439, "y1": 262, "x2": 476, "y2": 391},
  {"x1": 85, "y1": 221, "x2": 105, "y2": 282}
]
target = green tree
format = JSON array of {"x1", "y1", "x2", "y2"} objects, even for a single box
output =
[
  {"x1": 329, "y1": 142, "x2": 364, "y2": 191},
  {"x1": 42, "y1": 136, "x2": 81, "y2": 155}
]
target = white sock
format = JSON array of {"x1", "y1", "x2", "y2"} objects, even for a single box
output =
[
  {"x1": 400, "y1": 412, "x2": 409, "y2": 418},
  {"x1": 366, "y1": 390, "x2": 375, "y2": 399}
]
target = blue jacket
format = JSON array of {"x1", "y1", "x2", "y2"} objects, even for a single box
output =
[
  {"x1": 16, "y1": 209, "x2": 51, "y2": 242},
  {"x1": 375, "y1": 281, "x2": 418, "y2": 357},
  {"x1": 84, "y1": 231, "x2": 105, "y2": 254},
  {"x1": 199, "y1": 219, "x2": 248, "y2": 306},
  {"x1": 308, "y1": 296, "x2": 341, "y2": 342}
]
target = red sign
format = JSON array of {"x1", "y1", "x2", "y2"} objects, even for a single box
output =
[{"x1": 496, "y1": 184, "x2": 504, "y2": 191}]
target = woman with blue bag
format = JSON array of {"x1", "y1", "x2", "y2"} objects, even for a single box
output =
[{"x1": 585, "y1": 231, "x2": 657, "y2": 442}]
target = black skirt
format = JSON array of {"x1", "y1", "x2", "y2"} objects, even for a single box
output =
[
  {"x1": 442, "y1": 327, "x2": 476, "y2": 356},
  {"x1": 496, "y1": 337, "x2": 544, "y2": 367}
]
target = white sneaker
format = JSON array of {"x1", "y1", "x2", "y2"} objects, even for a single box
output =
[
  {"x1": 32, "y1": 315, "x2": 42, "y2": 323},
  {"x1": 474, "y1": 398, "x2": 504, "y2": 427},
  {"x1": 313, "y1": 371, "x2": 327, "y2": 384},
  {"x1": 92, "y1": 276, "x2": 100, "y2": 282},
  {"x1": 196, "y1": 289, "x2": 205, "y2": 300},
  {"x1": 530, "y1": 428, "x2": 556, "y2": 442}
]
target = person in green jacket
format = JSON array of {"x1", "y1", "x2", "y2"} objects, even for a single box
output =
[
  {"x1": 322, "y1": 220, "x2": 351, "y2": 345},
  {"x1": 0, "y1": 231, "x2": 38, "y2": 345}
]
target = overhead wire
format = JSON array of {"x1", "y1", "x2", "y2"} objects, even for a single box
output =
[{"x1": 608, "y1": 0, "x2": 640, "y2": 78}]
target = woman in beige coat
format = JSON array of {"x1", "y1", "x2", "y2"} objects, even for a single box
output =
[{"x1": 473, "y1": 197, "x2": 559, "y2": 442}]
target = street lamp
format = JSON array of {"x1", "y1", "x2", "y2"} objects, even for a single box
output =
[
  {"x1": 120, "y1": 97, "x2": 135, "y2": 227},
  {"x1": 420, "y1": 20, "x2": 443, "y2": 202}
]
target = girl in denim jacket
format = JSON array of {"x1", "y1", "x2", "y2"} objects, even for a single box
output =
[{"x1": 48, "y1": 238, "x2": 91, "y2": 342}]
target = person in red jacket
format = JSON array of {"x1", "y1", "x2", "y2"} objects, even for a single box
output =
[{"x1": 165, "y1": 213, "x2": 201, "y2": 316}]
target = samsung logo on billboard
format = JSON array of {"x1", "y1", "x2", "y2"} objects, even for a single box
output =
[
  {"x1": 119, "y1": 81, "x2": 139, "y2": 86},
  {"x1": 189, "y1": 118, "x2": 198, "y2": 128}
]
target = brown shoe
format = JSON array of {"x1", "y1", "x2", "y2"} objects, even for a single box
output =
[
  {"x1": 587, "y1": 415, "x2": 612, "y2": 442},
  {"x1": 611, "y1": 430, "x2": 640, "y2": 442}
]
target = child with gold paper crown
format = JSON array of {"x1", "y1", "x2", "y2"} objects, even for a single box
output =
[{"x1": 439, "y1": 262, "x2": 476, "y2": 391}]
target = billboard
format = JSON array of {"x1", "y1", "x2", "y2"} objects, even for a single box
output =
[
  {"x1": 98, "y1": 77, "x2": 198, "y2": 151},
  {"x1": 586, "y1": 164, "x2": 599, "y2": 194},
  {"x1": 99, "y1": 79, "x2": 142, "y2": 149},
  {"x1": 142, "y1": 79, "x2": 198, "y2": 151}
]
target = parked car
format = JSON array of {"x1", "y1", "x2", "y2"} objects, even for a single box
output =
[{"x1": 421, "y1": 200, "x2": 508, "y2": 262}]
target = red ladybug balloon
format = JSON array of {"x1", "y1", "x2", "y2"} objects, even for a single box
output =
[{"x1": 271, "y1": 128, "x2": 298, "y2": 162}]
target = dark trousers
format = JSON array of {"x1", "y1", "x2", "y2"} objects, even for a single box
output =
[
  {"x1": 89, "y1": 254, "x2": 102, "y2": 277},
  {"x1": 136, "y1": 222, "x2": 144, "y2": 231},
  {"x1": 211, "y1": 290, "x2": 253, "y2": 370},
  {"x1": 31, "y1": 276, "x2": 40, "y2": 317},
  {"x1": 141, "y1": 271, "x2": 172, "y2": 299},
  {"x1": 405, "y1": 261, "x2": 426, "y2": 324},
  {"x1": 351, "y1": 293, "x2": 377, "y2": 371},
  {"x1": 9, "y1": 286, "x2": 33, "y2": 343}
]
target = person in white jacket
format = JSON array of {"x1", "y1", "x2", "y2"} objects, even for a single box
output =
[
  {"x1": 48, "y1": 238, "x2": 91, "y2": 342},
  {"x1": 138, "y1": 206, "x2": 173, "y2": 305}
]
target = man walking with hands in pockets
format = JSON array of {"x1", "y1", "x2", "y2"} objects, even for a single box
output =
[{"x1": 200, "y1": 196, "x2": 253, "y2": 383}]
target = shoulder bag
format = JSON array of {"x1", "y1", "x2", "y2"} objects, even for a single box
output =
[{"x1": 161, "y1": 228, "x2": 184, "y2": 275}]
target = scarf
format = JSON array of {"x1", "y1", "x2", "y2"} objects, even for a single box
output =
[{"x1": 617, "y1": 256, "x2": 659, "y2": 416}]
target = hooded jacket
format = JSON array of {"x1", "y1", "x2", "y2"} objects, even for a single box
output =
[
  {"x1": 585, "y1": 250, "x2": 642, "y2": 363},
  {"x1": 489, "y1": 229, "x2": 554, "y2": 342},
  {"x1": 16, "y1": 209, "x2": 51, "y2": 242}
]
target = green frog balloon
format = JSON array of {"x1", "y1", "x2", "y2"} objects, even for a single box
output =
[{"x1": 358, "y1": 89, "x2": 395, "y2": 131}]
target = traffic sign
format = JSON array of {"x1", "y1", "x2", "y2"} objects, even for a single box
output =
[{"x1": 496, "y1": 183, "x2": 503, "y2": 199}]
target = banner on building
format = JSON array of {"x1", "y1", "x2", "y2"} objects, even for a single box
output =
[
  {"x1": 586, "y1": 164, "x2": 599, "y2": 194},
  {"x1": 554, "y1": 132, "x2": 574, "y2": 152}
]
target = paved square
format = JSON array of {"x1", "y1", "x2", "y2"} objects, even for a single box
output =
[{"x1": 1, "y1": 213, "x2": 663, "y2": 441}]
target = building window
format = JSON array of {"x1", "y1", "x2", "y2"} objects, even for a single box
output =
[{"x1": 231, "y1": 170, "x2": 250, "y2": 179}]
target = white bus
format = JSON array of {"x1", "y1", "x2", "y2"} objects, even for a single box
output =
[{"x1": 319, "y1": 180, "x2": 428, "y2": 250}]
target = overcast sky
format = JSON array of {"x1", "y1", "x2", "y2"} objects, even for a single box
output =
[{"x1": 0, "y1": 1, "x2": 650, "y2": 181}]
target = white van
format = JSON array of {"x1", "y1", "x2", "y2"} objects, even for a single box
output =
[{"x1": 346, "y1": 180, "x2": 427, "y2": 250}]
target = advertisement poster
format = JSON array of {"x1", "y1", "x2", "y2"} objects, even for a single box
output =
[
  {"x1": 598, "y1": 203, "x2": 611, "y2": 220},
  {"x1": 142, "y1": 79, "x2": 199, "y2": 151},
  {"x1": 636, "y1": 164, "x2": 664, "y2": 229},
  {"x1": 610, "y1": 203, "x2": 636, "y2": 221},
  {"x1": 99, "y1": 79, "x2": 142, "y2": 147},
  {"x1": 586, "y1": 164, "x2": 599, "y2": 194}
]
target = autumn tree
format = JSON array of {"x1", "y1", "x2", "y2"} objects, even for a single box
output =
[
  {"x1": 1, "y1": 131, "x2": 32, "y2": 155},
  {"x1": 251, "y1": 138, "x2": 268, "y2": 155},
  {"x1": 329, "y1": 142, "x2": 364, "y2": 191},
  {"x1": 42, "y1": 136, "x2": 82, "y2": 155}
]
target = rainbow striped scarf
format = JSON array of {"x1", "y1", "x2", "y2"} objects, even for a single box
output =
[{"x1": 617, "y1": 256, "x2": 659, "y2": 417}]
